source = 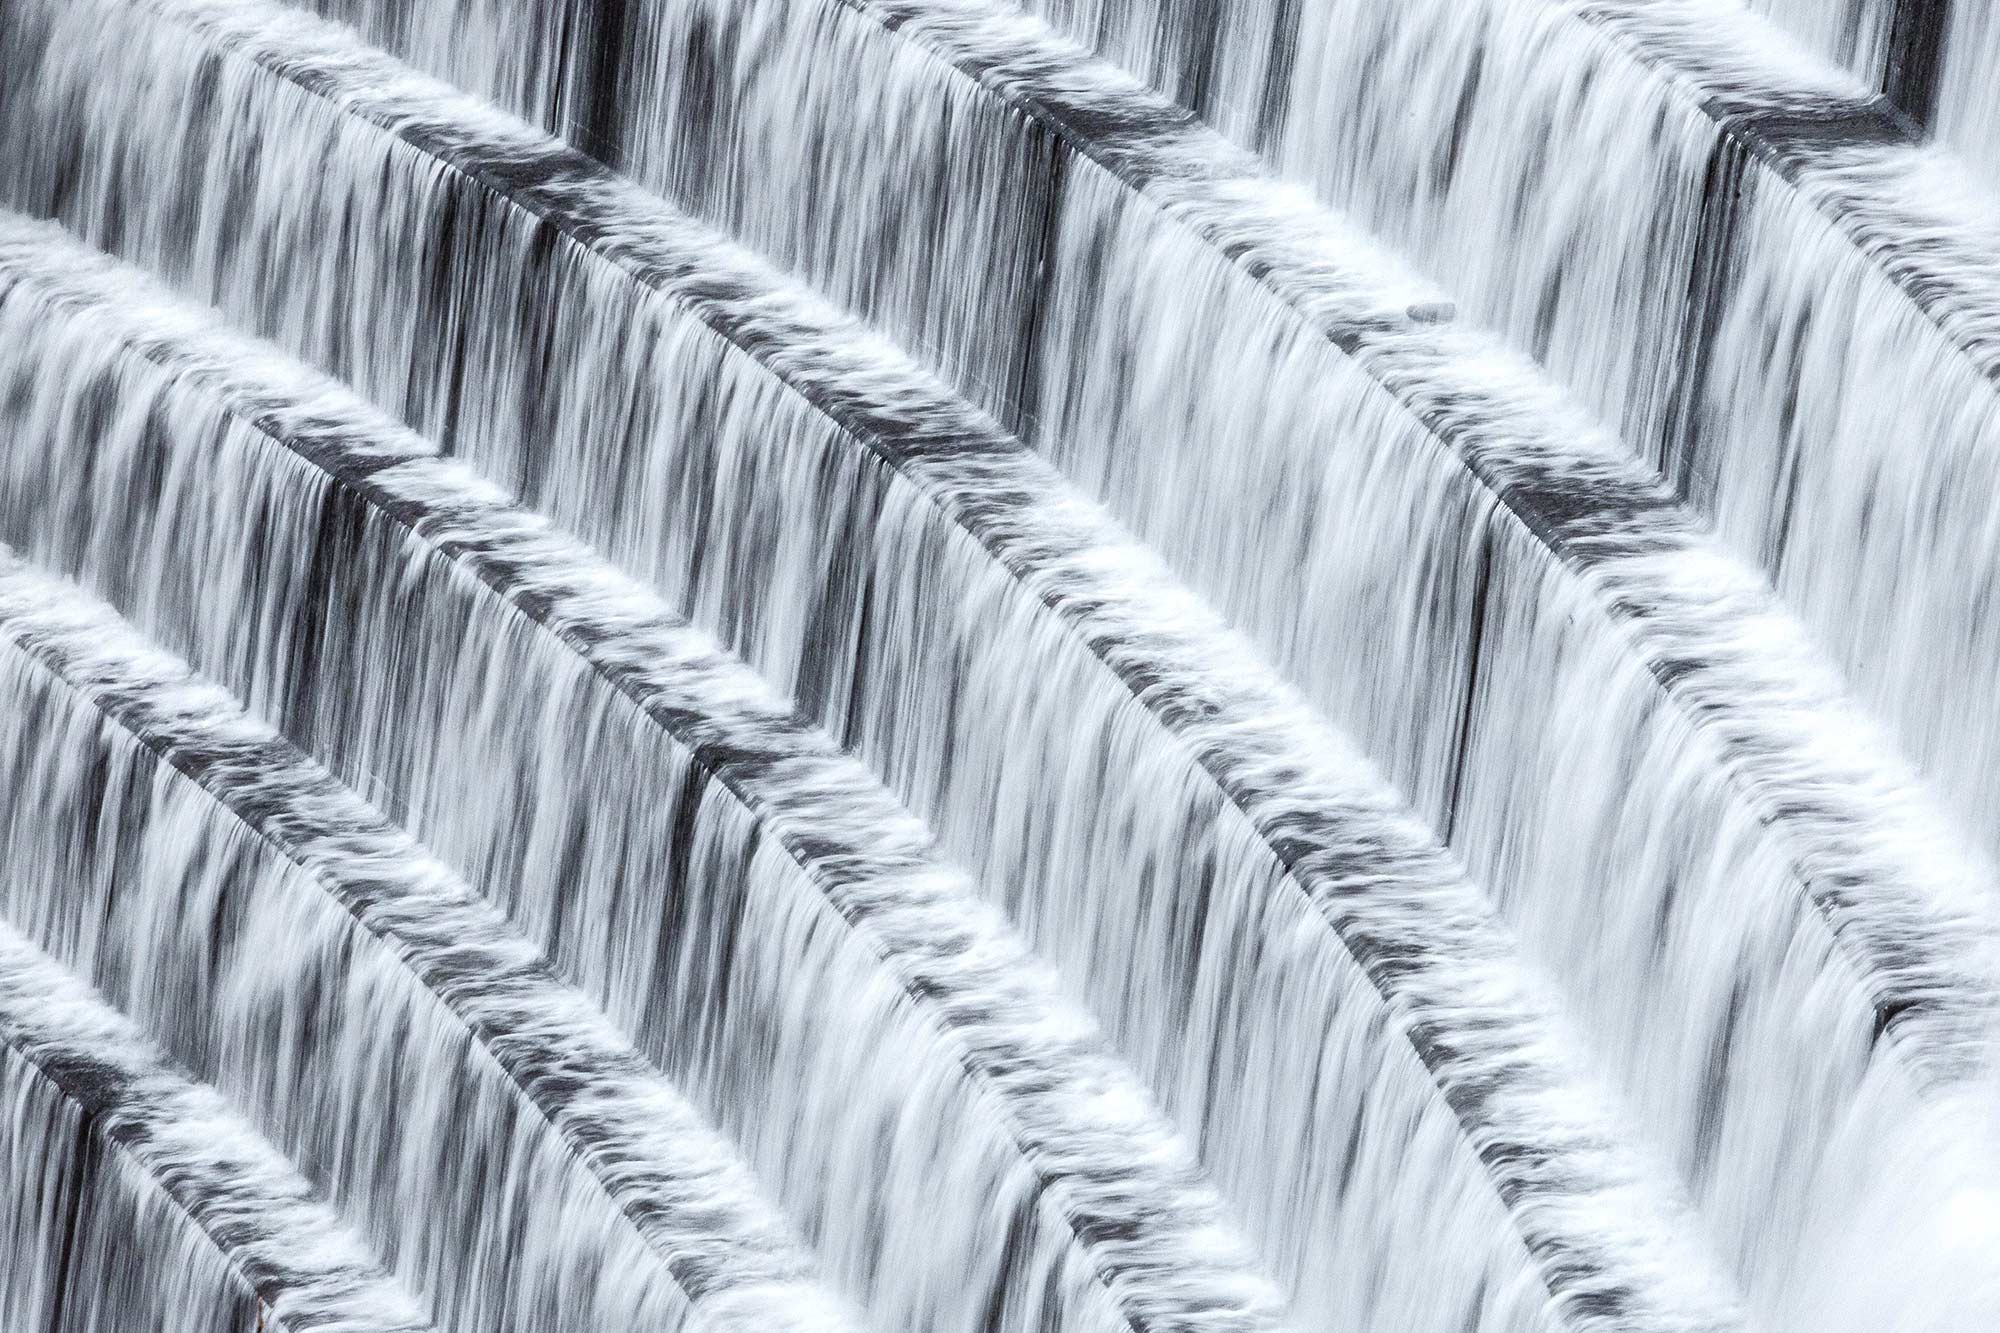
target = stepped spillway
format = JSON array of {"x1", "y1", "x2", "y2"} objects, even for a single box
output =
[{"x1": 1, "y1": 0, "x2": 1999, "y2": 1330}]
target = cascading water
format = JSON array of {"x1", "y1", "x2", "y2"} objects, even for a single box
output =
[{"x1": 1, "y1": 0, "x2": 1998, "y2": 1330}]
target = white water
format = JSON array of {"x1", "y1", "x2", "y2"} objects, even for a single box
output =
[
  {"x1": 0, "y1": 916, "x2": 435, "y2": 1333},
  {"x1": 1, "y1": 0, "x2": 1998, "y2": 1328},
  {"x1": 0, "y1": 217, "x2": 1290, "y2": 1331},
  {"x1": 0, "y1": 207, "x2": 1755, "y2": 1332},
  {"x1": 1734, "y1": 0, "x2": 2000, "y2": 193},
  {"x1": 0, "y1": 547, "x2": 856, "y2": 1333},
  {"x1": 1936, "y1": 7, "x2": 2000, "y2": 183}
]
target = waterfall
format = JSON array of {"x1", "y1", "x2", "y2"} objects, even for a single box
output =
[
  {"x1": 0, "y1": 914, "x2": 434, "y2": 1332},
  {"x1": 2, "y1": 0, "x2": 1999, "y2": 1329},
  {"x1": 0, "y1": 545, "x2": 855, "y2": 1332},
  {"x1": 0, "y1": 213, "x2": 1740, "y2": 1331},
  {"x1": 0, "y1": 219, "x2": 1287, "y2": 1333}
]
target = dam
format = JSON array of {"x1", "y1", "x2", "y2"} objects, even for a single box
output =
[{"x1": 2, "y1": 0, "x2": 1999, "y2": 1328}]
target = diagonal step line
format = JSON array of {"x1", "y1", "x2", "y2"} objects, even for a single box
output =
[
  {"x1": 0, "y1": 213, "x2": 1294, "y2": 1333},
  {"x1": 0, "y1": 549, "x2": 859, "y2": 1333},
  {"x1": 0, "y1": 919, "x2": 437, "y2": 1333}
]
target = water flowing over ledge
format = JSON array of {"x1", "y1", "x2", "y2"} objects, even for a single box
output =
[
  {"x1": 0, "y1": 216, "x2": 1291, "y2": 1333},
  {"x1": 60, "y1": 13, "x2": 1998, "y2": 1307},
  {"x1": 0, "y1": 550, "x2": 856, "y2": 1333},
  {"x1": 4, "y1": 0, "x2": 2000, "y2": 1328},
  {"x1": 289, "y1": 0, "x2": 2000, "y2": 882},
  {"x1": 0, "y1": 919, "x2": 434, "y2": 1333},
  {"x1": 0, "y1": 214, "x2": 1750, "y2": 1331}
]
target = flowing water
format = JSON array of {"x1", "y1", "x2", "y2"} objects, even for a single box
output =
[{"x1": 2, "y1": 0, "x2": 1999, "y2": 1330}]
